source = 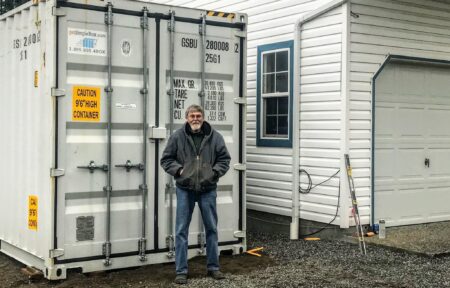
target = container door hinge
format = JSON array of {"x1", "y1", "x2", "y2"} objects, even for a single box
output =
[
  {"x1": 233, "y1": 97, "x2": 246, "y2": 105},
  {"x1": 51, "y1": 88, "x2": 66, "y2": 97},
  {"x1": 50, "y1": 168, "x2": 65, "y2": 177},
  {"x1": 52, "y1": 7, "x2": 66, "y2": 17},
  {"x1": 49, "y1": 248, "x2": 64, "y2": 258},
  {"x1": 233, "y1": 230, "x2": 245, "y2": 238},
  {"x1": 234, "y1": 30, "x2": 246, "y2": 38},
  {"x1": 234, "y1": 163, "x2": 246, "y2": 171}
]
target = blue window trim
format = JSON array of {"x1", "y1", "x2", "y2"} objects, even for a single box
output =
[{"x1": 256, "y1": 40, "x2": 294, "y2": 148}]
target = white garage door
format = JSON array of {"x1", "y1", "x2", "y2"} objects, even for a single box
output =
[{"x1": 374, "y1": 61, "x2": 450, "y2": 227}]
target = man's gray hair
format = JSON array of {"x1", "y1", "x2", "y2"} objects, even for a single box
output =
[{"x1": 185, "y1": 104, "x2": 204, "y2": 118}]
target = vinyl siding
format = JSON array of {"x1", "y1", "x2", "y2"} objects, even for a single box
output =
[
  {"x1": 349, "y1": 0, "x2": 450, "y2": 225},
  {"x1": 299, "y1": 6, "x2": 343, "y2": 224}
]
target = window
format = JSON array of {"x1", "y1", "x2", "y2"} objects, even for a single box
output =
[{"x1": 257, "y1": 41, "x2": 293, "y2": 147}]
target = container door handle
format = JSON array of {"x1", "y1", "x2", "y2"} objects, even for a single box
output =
[
  {"x1": 77, "y1": 161, "x2": 109, "y2": 173},
  {"x1": 115, "y1": 160, "x2": 144, "y2": 172},
  {"x1": 424, "y1": 158, "x2": 430, "y2": 168}
]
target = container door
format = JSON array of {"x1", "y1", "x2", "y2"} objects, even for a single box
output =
[
  {"x1": 56, "y1": 8, "x2": 155, "y2": 261},
  {"x1": 158, "y1": 18, "x2": 243, "y2": 250}
]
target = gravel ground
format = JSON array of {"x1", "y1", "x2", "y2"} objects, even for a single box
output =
[
  {"x1": 0, "y1": 231, "x2": 449, "y2": 287},
  {"x1": 187, "y1": 232, "x2": 450, "y2": 288},
  {"x1": 365, "y1": 222, "x2": 450, "y2": 256}
]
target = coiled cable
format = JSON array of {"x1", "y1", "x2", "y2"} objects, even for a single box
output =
[{"x1": 299, "y1": 169, "x2": 340, "y2": 194}]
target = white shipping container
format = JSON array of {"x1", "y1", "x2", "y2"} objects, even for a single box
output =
[{"x1": 0, "y1": 0, "x2": 247, "y2": 279}]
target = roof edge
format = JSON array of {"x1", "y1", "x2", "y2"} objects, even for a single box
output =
[{"x1": 296, "y1": 0, "x2": 349, "y2": 27}]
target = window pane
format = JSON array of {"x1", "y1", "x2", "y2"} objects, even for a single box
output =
[
  {"x1": 263, "y1": 53, "x2": 275, "y2": 73},
  {"x1": 265, "y1": 116, "x2": 277, "y2": 135},
  {"x1": 265, "y1": 97, "x2": 278, "y2": 115},
  {"x1": 278, "y1": 97, "x2": 289, "y2": 115},
  {"x1": 276, "y1": 72, "x2": 288, "y2": 93},
  {"x1": 278, "y1": 116, "x2": 288, "y2": 135},
  {"x1": 263, "y1": 74, "x2": 275, "y2": 94},
  {"x1": 276, "y1": 50, "x2": 289, "y2": 71}
]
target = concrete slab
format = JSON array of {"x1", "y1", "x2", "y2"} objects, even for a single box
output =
[{"x1": 364, "y1": 221, "x2": 450, "y2": 257}]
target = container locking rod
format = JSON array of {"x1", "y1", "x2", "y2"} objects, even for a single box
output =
[
  {"x1": 115, "y1": 160, "x2": 144, "y2": 172},
  {"x1": 103, "y1": 1, "x2": 114, "y2": 266},
  {"x1": 77, "y1": 161, "x2": 108, "y2": 173}
]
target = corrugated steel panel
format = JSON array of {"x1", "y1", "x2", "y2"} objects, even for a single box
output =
[{"x1": 0, "y1": 1, "x2": 53, "y2": 264}]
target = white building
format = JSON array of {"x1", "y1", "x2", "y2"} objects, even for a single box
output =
[{"x1": 151, "y1": 0, "x2": 450, "y2": 238}]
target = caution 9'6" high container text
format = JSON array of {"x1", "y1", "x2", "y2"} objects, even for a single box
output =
[{"x1": 0, "y1": 0, "x2": 247, "y2": 279}]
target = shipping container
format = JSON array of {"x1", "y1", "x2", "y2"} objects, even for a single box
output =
[{"x1": 0, "y1": 0, "x2": 247, "y2": 279}]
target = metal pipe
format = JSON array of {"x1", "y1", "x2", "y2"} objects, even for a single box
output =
[
  {"x1": 166, "y1": 9, "x2": 176, "y2": 258},
  {"x1": 169, "y1": 10, "x2": 175, "y2": 137},
  {"x1": 199, "y1": 14, "x2": 206, "y2": 108},
  {"x1": 138, "y1": 6, "x2": 149, "y2": 262},
  {"x1": 103, "y1": 2, "x2": 113, "y2": 266},
  {"x1": 196, "y1": 13, "x2": 207, "y2": 255}
]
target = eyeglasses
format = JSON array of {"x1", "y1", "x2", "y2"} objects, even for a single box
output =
[{"x1": 188, "y1": 114, "x2": 203, "y2": 119}]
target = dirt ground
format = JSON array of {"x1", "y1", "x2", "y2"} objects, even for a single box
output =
[{"x1": 0, "y1": 250, "x2": 274, "y2": 288}]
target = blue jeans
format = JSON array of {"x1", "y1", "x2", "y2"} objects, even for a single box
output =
[{"x1": 175, "y1": 187, "x2": 219, "y2": 275}]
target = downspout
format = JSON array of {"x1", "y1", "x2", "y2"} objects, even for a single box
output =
[
  {"x1": 291, "y1": 0, "x2": 349, "y2": 240},
  {"x1": 290, "y1": 20, "x2": 301, "y2": 240},
  {"x1": 339, "y1": 1, "x2": 351, "y2": 229}
]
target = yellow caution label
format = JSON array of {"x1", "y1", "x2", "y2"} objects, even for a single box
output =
[
  {"x1": 207, "y1": 10, "x2": 235, "y2": 20},
  {"x1": 34, "y1": 71, "x2": 39, "y2": 88},
  {"x1": 28, "y1": 195, "x2": 38, "y2": 231},
  {"x1": 72, "y1": 86, "x2": 101, "y2": 122}
]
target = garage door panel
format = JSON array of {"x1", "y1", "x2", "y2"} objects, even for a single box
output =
[
  {"x1": 375, "y1": 106, "x2": 395, "y2": 138},
  {"x1": 429, "y1": 70, "x2": 450, "y2": 104},
  {"x1": 398, "y1": 67, "x2": 426, "y2": 102},
  {"x1": 427, "y1": 108, "x2": 450, "y2": 137},
  {"x1": 397, "y1": 148, "x2": 424, "y2": 178},
  {"x1": 424, "y1": 187, "x2": 450, "y2": 219},
  {"x1": 396, "y1": 187, "x2": 429, "y2": 220},
  {"x1": 428, "y1": 148, "x2": 450, "y2": 177},
  {"x1": 375, "y1": 66, "x2": 395, "y2": 102},
  {"x1": 374, "y1": 148, "x2": 395, "y2": 179},
  {"x1": 374, "y1": 189, "x2": 399, "y2": 221},
  {"x1": 398, "y1": 107, "x2": 425, "y2": 137}
]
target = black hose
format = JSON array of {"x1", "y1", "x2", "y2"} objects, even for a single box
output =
[
  {"x1": 299, "y1": 169, "x2": 340, "y2": 194},
  {"x1": 298, "y1": 169, "x2": 341, "y2": 237}
]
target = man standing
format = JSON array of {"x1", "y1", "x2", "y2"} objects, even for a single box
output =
[{"x1": 161, "y1": 104, "x2": 231, "y2": 285}]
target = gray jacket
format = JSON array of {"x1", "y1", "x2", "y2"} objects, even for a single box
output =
[{"x1": 160, "y1": 121, "x2": 231, "y2": 192}]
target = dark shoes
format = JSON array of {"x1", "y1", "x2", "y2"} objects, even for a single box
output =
[
  {"x1": 175, "y1": 271, "x2": 225, "y2": 284},
  {"x1": 174, "y1": 274, "x2": 187, "y2": 285},
  {"x1": 207, "y1": 270, "x2": 226, "y2": 280}
]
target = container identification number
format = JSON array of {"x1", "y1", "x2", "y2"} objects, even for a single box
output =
[
  {"x1": 12, "y1": 31, "x2": 41, "y2": 61},
  {"x1": 206, "y1": 53, "x2": 221, "y2": 64},
  {"x1": 206, "y1": 40, "x2": 229, "y2": 51},
  {"x1": 180, "y1": 37, "x2": 238, "y2": 65}
]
